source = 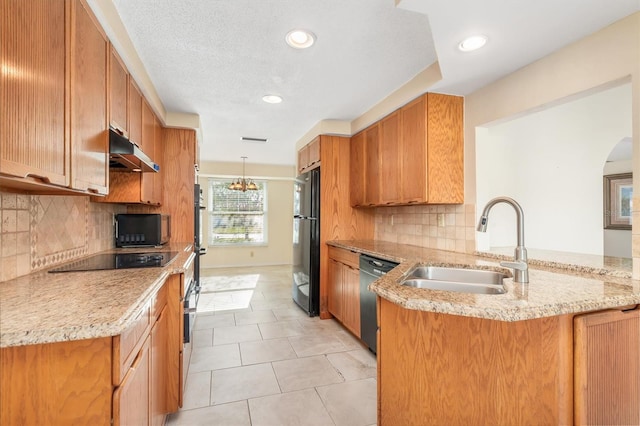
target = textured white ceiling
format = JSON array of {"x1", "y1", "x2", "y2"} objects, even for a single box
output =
[
  {"x1": 111, "y1": 0, "x2": 436, "y2": 166},
  {"x1": 109, "y1": 0, "x2": 640, "y2": 166},
  {"x1": 398, "y1": 0, "x2": 640, "y2": 95}
]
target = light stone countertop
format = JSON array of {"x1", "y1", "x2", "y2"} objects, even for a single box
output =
[
  {"x1": 475, "y1": 246, "x2": 633, "y2": 278},
  {"x1": 0, "y1": 243, "x2": 195, "y2": 348},
  {"x1": 329, "y1": 240, "x2": 640, "y2": 322}
]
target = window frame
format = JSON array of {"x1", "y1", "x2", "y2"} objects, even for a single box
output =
[{"x1": 208, "y1": 178, "x2": 268, "y2": 247}]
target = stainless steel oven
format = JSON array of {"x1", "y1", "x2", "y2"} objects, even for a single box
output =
[{"x1": 183, "y1": 276, "x2": 197, "y2": 343}]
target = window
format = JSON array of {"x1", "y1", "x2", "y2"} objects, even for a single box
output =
[{"x1": 208, "y1": 178, "x2": 267, "y2": 246}]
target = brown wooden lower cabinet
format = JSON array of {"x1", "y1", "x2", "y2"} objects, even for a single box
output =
[
  {"x1": 574, "y1": 307, "x2": 640, "y2": 426},
  {"x1": 114, "y1": 335, "x2": 151, "y2": 426},
  {"x1": 327, "y1": 247, "x2": 361, "y2": 337},
  {"x1": 342, "y1": 265, "x2": 361, "y2": 337},
  {"x1": 328, "y1": 259, "x2": 344, "y2": 322},
  {"x1": 0, "y1": 337, "x2": 113, "y2": 425},
  {"x1": 151, "y1": 303, "x2": 169, "y2": 425},
  {"x1": 0, "y1": 274, "x2": 183, "y2": 425},
  {"x1": 378, "y1": 297, "x2": 640, "y2": 425}
]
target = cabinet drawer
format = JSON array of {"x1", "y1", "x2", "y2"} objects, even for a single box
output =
[
  {"x1": 113, "y1": 335, "x2": 150, "y2": 426},
  {"x1": 113, "y1": 301, "x2": 151, "y2": 385},
  {"x1": 328, "y1": 246, "x2": 360, "y2": 269}
]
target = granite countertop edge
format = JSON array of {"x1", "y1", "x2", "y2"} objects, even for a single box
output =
[
  {"x1": 0, "y1": 244, "x2": 195, "y2": 348},
  {"x1": 328, "y1": 240, "x2": 640, "y2": 322}
]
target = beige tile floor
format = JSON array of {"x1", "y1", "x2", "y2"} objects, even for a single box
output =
[{"x1": 166, "y1": 265, "x2": 377, "y2": 426}]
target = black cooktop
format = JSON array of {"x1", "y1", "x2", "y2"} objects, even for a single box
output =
[{"x1": 49, "y1": 251, "x2": 179, "y2": 273}]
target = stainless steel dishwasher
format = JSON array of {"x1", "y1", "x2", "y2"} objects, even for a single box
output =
[{"x1": 359, "y1": 254, "x2": 399, "y2": 354}]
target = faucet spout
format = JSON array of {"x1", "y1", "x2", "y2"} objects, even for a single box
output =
[{"x1": 477, "y1": 197, "x2": 529, "y2": 283}]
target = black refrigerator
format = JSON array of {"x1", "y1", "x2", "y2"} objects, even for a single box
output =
[{"x1": 292, "y1": 168, "x2": 320, "y2": 316}]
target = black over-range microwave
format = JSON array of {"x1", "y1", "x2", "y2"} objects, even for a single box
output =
[{"x1": 115, "y1": 214, "x2": 171, "y2": 247}]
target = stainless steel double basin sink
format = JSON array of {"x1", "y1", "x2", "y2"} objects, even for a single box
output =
[{"x1": 399, "y1": 265, "x2": 508, "y2": 295}]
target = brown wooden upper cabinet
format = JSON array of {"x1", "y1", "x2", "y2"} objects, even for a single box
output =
[
  {"x1": 1, "y1": 0, "x2": 69, "y2": 188},
  {"x1": 141, "y1": 100, "x2": 157, "y2": 204},
  {"x1": 350, "y1": 92, "x2": 464, "y2": 207},
  {"x1": 97, "y1": 55, "x2": 164, "y2": 206},
  {"x1": 350, "y1": 123, "x2": 381, "y2": 206},
  {"x1": 109, "y1": 46, "x2": 129, "y2": 136},
  {"x1": 0, "y1": 0, "x2": 109, "y2": 195},
  {"x1": 70, "y1": 0, "x2": 109, "y2": 195},
  {"x1": 141, "y1": 103, "x2": 163, "y2": 206},
  {"x1": 97, "y1": 101, "x2": 163, "y2": 206},
  {"x1": 153, "y1": 114, "x2": 164, "y2": 205},
  {"x1": 379, "y1": 111, "x2": 401, "y2": 204},
  {"x1": 297, "y1": 137, "x2": 320, "y2": 174},
  {"x1": 401, "y1": 93, "x2": 463, "y2": 204},
  {"x1": 129, "y1": 79, "x2": 143, "y2": 147},
  {"x1": 349, "y1": 131, "x2": 366, "y2": 207}
]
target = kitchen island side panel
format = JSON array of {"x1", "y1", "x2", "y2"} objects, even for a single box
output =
[{"x1": 378, "y1": 298, "x2": 573, "y2": 425}]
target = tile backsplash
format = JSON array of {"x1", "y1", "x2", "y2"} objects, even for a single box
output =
[
  {"x1": 374, "y1": 204, "x2": 476, "y2": 254},
  {"x1": 0, "y1": 191, "x2": 124, "y2": 282}
]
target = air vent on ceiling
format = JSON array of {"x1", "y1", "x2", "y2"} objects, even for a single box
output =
[{"x1": 241, "y1": 136, "x2": 268, "y2": 143}]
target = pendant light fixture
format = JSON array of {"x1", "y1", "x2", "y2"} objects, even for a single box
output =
[{"x1": 228, "y1": 156, "x2": 258, "y2": 192}]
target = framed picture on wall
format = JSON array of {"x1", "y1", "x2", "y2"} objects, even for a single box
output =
[{"x1": 604, "y1": 173, "x2": 633, "y2": 230}]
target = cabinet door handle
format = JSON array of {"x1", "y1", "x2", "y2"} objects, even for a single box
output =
[
  {"x1": 156, "y1": 305, "x2": 166, "y2": 322},
  {"x1": 129, "y1": 345, "x2": 144, "y2": 371},
  {"x1": 26, "y1": 173, "x2": 51, "y2": 184},
  {"x1": 110, "y1": 124, "x2": 124, "y2": 135}
]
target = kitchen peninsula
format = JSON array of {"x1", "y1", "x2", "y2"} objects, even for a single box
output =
[
  {"x1": 0, "y1": 244, "x2": 195, "y2": 425},
  {"x1": 329, "y1": 240, "x2": 640, "y2": 426}
]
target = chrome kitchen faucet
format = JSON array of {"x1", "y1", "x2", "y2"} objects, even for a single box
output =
[{"x1": 477, "y1": 197, "x2": 529, "y2": 284}]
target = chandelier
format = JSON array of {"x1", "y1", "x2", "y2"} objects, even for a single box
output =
[{"x1": 228, "y1": 156, "x2": 258, "y2": 192}]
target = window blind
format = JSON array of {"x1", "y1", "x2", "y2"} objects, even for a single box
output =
[{"x1": 208, "y1": 178, "x2": 267, "y2": 245}]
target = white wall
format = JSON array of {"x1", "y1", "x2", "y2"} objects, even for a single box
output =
[
  {"x1": 476, "y1": 83, "x2": 632, "y2": 255},
  {"x1": 464, "y1": 13, "x2": 640, "y2": 276},
  {"x1": 199, "y1": 161, "x2": 296, "y2": 268}
]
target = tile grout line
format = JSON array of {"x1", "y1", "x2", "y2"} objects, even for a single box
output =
[
  {"x1": 174, "y1": 267, "x2": 376, "y2": 425},
  {"x1": 245, "y1": 398, "x2": 254, "y2": 426},
  {"x1": 324, "y1": 353, "x2": 346, "y2": 382},
  {"x1": 208, "y1": 370, "x2": 214, "y2": 408},
  {"x1": 313, "y1": 386, "x2": 339, "y2": 426}
]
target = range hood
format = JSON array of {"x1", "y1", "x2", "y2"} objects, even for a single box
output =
[{"x1": 109, "y1": 128, "x2": 159, "y2": 173}]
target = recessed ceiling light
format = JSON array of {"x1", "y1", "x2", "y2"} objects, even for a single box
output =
[
  {"x1": 262, "y1": 95, "x2": 283, "y2": 104},
  {"x1": 285, "y1": 29, "x2": 316, "y2": 49},
  {"x1": 458, "y1": 35, "x2": 488, "y2": 52}
]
